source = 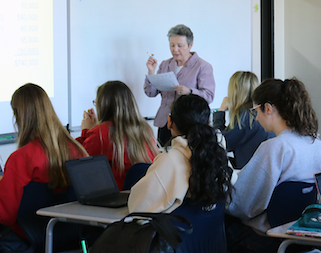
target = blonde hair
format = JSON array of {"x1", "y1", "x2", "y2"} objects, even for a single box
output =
[
  {"x1": 96, "y1": 81, "x2": 159, "y2": 171},
  {"x1": 11, "y1": 83, "x2": 88, "y2": 188},
  {"x1": 227, "y1": 71, "x2": 259, "y2": 129}
]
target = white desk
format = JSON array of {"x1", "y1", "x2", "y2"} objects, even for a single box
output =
[
  {"x1": 37, "y1": 201, "x2": 129, "y2": 253},
  {"x1": 267, "y1": 221, "x2": 321, "y2": 253}
]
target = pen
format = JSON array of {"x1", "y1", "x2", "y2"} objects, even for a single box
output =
[
  {"x1": 147, "y1": 52, "x2": 154, "y2": 58},
  {"x1": 81, "y1": 239, "x2": 87, "y2": 253}
]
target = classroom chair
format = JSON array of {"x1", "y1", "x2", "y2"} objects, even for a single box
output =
[
  {"x1": 13, "y1": 181, "x2": 89, "y2": 253},
  {"x1": 267, "y1": 181, "x2": 317, "y2": 228},
  {"x1": 173, "y1": 199, "x2": 227, "y2": 253},
  {"x1": 122, "y1": 162, "x2": 151, "y2": 190}
]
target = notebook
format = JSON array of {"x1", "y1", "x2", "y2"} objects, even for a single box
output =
[{"x1": 65, "y1": 155, "x2": 129, "y2": 208}]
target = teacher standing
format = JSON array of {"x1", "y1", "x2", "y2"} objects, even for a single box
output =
[{"x1": 144, "y1": 24, "x2": 215, "y2": 146}]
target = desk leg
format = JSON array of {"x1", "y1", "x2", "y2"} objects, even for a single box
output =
[
  {"x1": 277, "y1": 239, "x2": 297, "y2": 253},
  {"x1": 45, "y1": 218, "x2": 59, "y2": 253},
  {"x1": 278, "y1": 239, "x2": 321, "y2": 253}
]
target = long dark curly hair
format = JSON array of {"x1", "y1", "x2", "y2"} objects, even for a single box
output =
[{"x1": 170, "y1": 94, "x2": 233, "y2": 209}]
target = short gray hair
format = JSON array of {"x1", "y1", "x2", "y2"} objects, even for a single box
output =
[{"x1": 167, "y1": 24, "x2": 194, "y2": 46}]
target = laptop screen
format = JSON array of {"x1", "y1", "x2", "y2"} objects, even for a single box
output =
[{"x1": 66, "y1": 155, "x2": 119, "y2": 200}]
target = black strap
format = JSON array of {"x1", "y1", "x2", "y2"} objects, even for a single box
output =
[
  {"x1": 128, "y1": 212, "x2": 193, "y2": 249},
  {"x1": 128, "y1": 212, "x2": 193, "y2": 233},
  {"x1": 150, "y1": 215, "x2": 182, "y2": 249}
]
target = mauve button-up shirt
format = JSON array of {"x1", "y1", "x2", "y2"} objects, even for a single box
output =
[{"x1": 144, "y1": 52, "x2": 215, "y2": 127}]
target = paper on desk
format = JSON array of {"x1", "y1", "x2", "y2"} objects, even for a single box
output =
[{"x1": 146, "y1": 72, "x2": 179, "y2": 91}]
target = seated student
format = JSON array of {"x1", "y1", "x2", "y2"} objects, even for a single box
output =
[
  {"x1": 0, "y1": 83, "x2": 88, "y2": 250},
  {"x1": 76, "y1": 80, "x2": 159, "y2": 190},
  {"x1": 226, "y1": 78, "x2": 321, "y2": 253},
  {"x1": 213, "y1": 71, "x2": 275, "y2": 169},
  {"x1": 128, "y1": 94, "x2": 233, "y2": 213}
]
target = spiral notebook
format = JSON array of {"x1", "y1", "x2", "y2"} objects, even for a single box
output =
[{"x1": 65, "y1": 155, "x2": 129, "y2": 208}]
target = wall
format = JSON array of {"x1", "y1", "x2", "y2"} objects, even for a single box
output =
[{"x1": 274, "y1": 0, "x2": 321, "y2": 130}]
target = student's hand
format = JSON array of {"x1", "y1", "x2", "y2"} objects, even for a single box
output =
[
  {"x1": 146, "y1": 56, "x2": 157, "y2": 75},
  {"x1": 219, "y1": 97, "x2": 229, "y2": 111},
  {"x1": 87, "y1": 108, "x2": 98, "y2": 123},
  {"x1": 81, "y1": 109, "x2": 97, "y2": 130}
]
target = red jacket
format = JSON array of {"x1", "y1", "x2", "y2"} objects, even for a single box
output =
[
  {"x1": 0, "y1": 138, "x2": 84, "y2": 237},
  {"x1": 76, "y1": 122, "x2": 157, "y2": 190}
]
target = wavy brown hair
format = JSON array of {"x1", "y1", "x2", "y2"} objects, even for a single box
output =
[
  {"x1": 252, "y1": 78, "x2": 318, "y2": 139},
  {"x1": 11, "y1": 83, "x2": 88, "y2": 188},
  {"x1": 96, "y1": 81, "x2": 159, "y2": 171}
]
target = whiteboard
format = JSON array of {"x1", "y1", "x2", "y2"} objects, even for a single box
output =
[{"x1": 69, "y1": 0, "x2": 252, "y2": 128}]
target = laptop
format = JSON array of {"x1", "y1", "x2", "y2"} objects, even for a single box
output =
[{"x1": 65, "y1": 155, "x2": 129, "y2": 208}]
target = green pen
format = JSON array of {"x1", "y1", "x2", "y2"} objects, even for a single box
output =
[{"x1": 81, "y1": 239, "x2": 87, "y2": 253}]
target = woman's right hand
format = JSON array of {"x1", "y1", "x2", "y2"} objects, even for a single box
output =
[
  {"x1": 219, "y1": 97, "x2": 229, "y2": 111},
  {"x1": 146, "y1": 56, "x2": 157, "y2": 75},
  {"x1": 81, "y1": 109, "x2": 97, "y2": 130}
]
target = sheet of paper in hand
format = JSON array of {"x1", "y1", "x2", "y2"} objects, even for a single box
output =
[{"x1": 146, "y1": 71, "x2": 179, "y2": 91}]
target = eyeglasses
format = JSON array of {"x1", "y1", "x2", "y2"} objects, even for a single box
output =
[
  {"x1": 249, "y1": 104, "x2": 261, "y2": 117},
  {"x1": 92, "y1": 100, "x2": 96, "y2": 106}
]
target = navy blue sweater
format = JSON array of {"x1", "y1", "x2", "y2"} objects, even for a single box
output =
[{"x1": 213, "y1": 110, "x2": 275, "y2": 169}]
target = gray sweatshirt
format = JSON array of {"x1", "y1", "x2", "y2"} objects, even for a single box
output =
[{"x1": 228, "y1": 129, "x2": 321, "y2": 233}]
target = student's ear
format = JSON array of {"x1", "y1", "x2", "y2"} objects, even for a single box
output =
[
  {"x1": 265, "y1": 103, "x2": 274, "y2": 115},
  {"x1": 167, "y1": 115, "x2": 173, "y2": 130}
]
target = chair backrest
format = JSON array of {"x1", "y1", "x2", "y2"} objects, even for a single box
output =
[
  {"x1": 17, "y1": 181, "x2": 81, "y2": 253},
  {"x1": 267, "y1": 181, "x2": 317, "y2": 228},
  {"x1": 172, "y1": 199, "x2": 227, "y2": 253},
  {"x1": 122, "y1": 163, "x2": 151, "y2": 190}
]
